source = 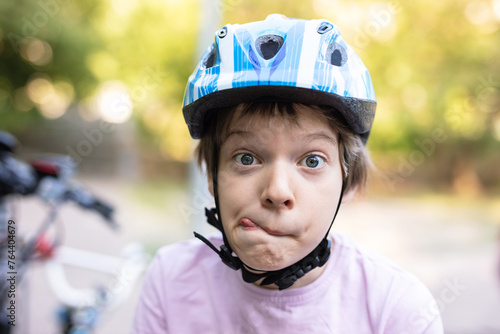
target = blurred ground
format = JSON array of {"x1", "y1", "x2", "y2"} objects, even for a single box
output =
[{"x1": 9, "y1": 176, "x2": 500, "y2": 334}]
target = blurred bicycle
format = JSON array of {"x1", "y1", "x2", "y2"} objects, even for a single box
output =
[{"x1": 0, "y1": 131, "x2": 149, "y2": 333}]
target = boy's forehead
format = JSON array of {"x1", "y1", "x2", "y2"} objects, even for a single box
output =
[
  {"x1": 225, "y1": 103, "x2": 339, "y2": 144},
  {"x1": 228, "y1": 103, "x2": 332, "y2": 131}
]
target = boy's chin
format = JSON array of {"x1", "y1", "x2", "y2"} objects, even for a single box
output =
[{"x1": 237, "y1": 252, "x2": 298, "y2": 273}]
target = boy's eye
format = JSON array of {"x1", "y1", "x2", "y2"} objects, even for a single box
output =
[
  {"x1": 300, "y1": 155, "x2": 325, "y2": 168},
  {"x1": 235, "y1": 153, "x2": 257, "y2": 166}
]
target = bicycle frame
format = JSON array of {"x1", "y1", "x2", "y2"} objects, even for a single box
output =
[{"x1": 47, "y1": 243, "x2": 149, "y2": 333}]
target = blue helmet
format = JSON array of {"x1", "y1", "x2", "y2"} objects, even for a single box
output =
[{"x1": 182, "y1": 14, "x2": 377, "y2": 142}]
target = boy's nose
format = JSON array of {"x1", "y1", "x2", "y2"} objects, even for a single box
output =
[{"x1": 261, "y1": 164, "x2": 295, "y2": 210}]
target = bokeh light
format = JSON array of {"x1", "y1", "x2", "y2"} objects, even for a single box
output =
[
  {"x1": 20, "y1": 38, "x2": 53, "y2": 67},
  {"x1": 464, "y1": 0, "x2": 499, "y2": 33},
  {"x1": 494, "y1": 0, "x2": 500, "y2": 20},
  {"x1": 95, "y1": 81, "x2": 133, "y2": 124},
  {"x1": 465, "y1": 0, "x2": 493, "y2": 25},
  {"x1": 26, "y1": 76, "x2": 54, "y2": 105},
  {"x1": 26, "y1": 75, "x2": 74, "y2": 119},
  {"x1": 401, "y1": 83, "x2": 428, "y2": 111}
]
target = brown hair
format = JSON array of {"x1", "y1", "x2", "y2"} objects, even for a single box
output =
[{"x1": 196, "y1": 101, "x2": 372, "y2": 194}]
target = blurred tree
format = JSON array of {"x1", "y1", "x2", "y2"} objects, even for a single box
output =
[
  {"x1": 78, "y1": 0, "x2": 199, "y2": 161},
  {"x1": 0, "y1": 0, "x2": 498, "y2": 191},
  {"x1": 0, "y1": 0, "x2": 104, "y2": 130}
]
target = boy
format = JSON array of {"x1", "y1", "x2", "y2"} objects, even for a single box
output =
[{"x1": 132, "y1": 14, "x2": 443, "y2": 333}]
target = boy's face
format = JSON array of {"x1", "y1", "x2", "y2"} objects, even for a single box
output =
[{"x1": 212, "y1": 104, "x2": 343, "y2": 278}]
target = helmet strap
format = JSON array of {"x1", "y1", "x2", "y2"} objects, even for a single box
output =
[{"x1": 193, "y1": 147, "x2": 345, "y2": 290}]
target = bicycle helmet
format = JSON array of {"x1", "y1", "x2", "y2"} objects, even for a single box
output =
[
  {"x1": 182, "y1": 14, "x2": 377, "y2": 290},
  {"x1": 183, "y1": 13, "x2": 376, "y2": 142}
]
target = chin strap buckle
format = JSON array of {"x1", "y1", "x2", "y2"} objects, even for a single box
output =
[
  {"x1": 219, "y1": 244, "x2": 241, "y2": 270},
  {"x1": 193, "y1": 208, "x2": 242, "y2": 271},
  {"x1": 193, "y1": 232, "x2": 242, "y2": 270}
]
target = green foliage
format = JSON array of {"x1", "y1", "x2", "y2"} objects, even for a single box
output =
[
  {"x1": 0, "y1": 0, "x2": 103, "y2": 129},
  {"x1": 0, "y1": 0, "x2": 498, "y2": 190}
]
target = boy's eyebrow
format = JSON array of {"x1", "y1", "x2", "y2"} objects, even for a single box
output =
[
  {"x1": 225, "y1": 130, "x2": 254, "y2": 140},
  {"x1": 300, "y1": 132, "x2": 338, "y2": 146},
  {"x1": 226, "y1": 130, "x2": 337, "y2": 146}
]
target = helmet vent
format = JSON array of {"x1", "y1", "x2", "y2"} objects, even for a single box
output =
[
  {"x1": 317, "y1": 22, "x2": 334, "y2": 34},
  {"x1": 217, "y1": 27, "x2": 228, "y2": 38},
  {"x1": 204, "y1": 46, "x2": 218, "y2": 68},
  {"x1": 255, "y1": 34, "x2": 284, "y2": 60},
  {"x1": 326, "y1": 42, "x2": 347, "y2": 67}
]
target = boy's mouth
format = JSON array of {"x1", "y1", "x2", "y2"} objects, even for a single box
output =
[{"x1": 239, "y1": 217, "x2": 287, "y2": 236}]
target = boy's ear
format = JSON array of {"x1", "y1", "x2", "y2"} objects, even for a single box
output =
[
  {"x1": 207, "y1": 173, "x2": 214, "y2": 197},
  {"x1": 341, "y1": 188, "x2": 357, "y2": 204}
]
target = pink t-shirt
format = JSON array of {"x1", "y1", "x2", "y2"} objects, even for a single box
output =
[{"x1": 132, "y1": 233, "x2": 443, "y2": 334}]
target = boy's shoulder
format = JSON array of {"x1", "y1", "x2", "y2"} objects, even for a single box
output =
[
  {"x1": 331, "y1": 233, "x2": 442, "y2": 331},
  {"x1": 331, "y1": 232, "x2": 432, "y2": 296},
  {"x1": 151, "y1": 233, "x2": 224, "y2": 277},
  {"x1": 332, "y1": 232, "x2": 417, "y2": 280},
  {"x1": 158, "y1": 233, "x2": 222, "y2": 254}
]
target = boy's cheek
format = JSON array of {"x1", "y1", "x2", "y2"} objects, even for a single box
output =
[
  {"x1": 215, "y1": 169, "x2": 238, "y2": 190},
  {"x1": 206, "y1": 164, "x2": 233, "y2": 196}
]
